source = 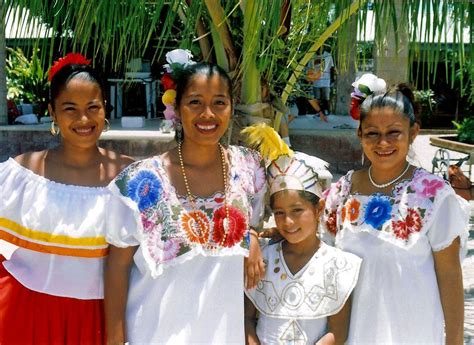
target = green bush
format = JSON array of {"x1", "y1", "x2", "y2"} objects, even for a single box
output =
[
  {"x1": 453, "y1": 117, "x2": 474, "y2": 144},
  {"x1": 6, "y1": 48, "x2": 48, "y2": 116}
]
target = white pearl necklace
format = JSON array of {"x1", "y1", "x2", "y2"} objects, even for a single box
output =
[{"x1": 368, "y1": 162, "x2": 410, "y2": 189}]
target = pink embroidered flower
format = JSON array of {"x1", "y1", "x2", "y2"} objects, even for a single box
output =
[
  {"x1": 325, "y1": 210, "x2": 338, "y2": 235},
  {"x1": 212, "y1": 205, "x2": 247, "y2": 247},
  {"x1": 156, "y1": 237, "x2": 182, "y2": 262},
  {"x1": 412, "y1": 175, "x2": 444, "y2": 198},
  {"x1": 141, "y1": 211, "x2": 160, "y2": 234},
  {"x1": 147, "y1": 227, "x2": 182, "y2": 263}
]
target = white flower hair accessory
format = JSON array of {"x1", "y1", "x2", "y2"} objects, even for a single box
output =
[
  {"x1": 163, "y1": 49, "x2": 196, "y2": 73},
  {"x1": 351, "y1": 73, "x2": 387, "y2": 99}
]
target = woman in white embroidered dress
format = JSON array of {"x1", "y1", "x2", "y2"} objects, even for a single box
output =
[
  {"x1": 321, "y1": 84, "x2": 469, "y2": 344},
  {"x1": 0, "y1": 54, "x2": 133, "y2": 343},
  {"x1": 245, "y1": 151, "x2": 361, "y2": 345},
  {"x1": 104, "y1": 62, "x2": 267, "y2": 344}
]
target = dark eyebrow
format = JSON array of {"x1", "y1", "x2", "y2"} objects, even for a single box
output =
[{"x1": 185, "y1": 93, "x2": 203, "y2": 97}]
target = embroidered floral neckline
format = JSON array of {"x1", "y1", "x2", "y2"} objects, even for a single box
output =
[{"x1": 325, "y1": 168, "x2": 449, "y2": 244}]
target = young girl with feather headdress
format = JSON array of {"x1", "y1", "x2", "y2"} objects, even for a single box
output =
[{"x1": 242, "y1": 124, "x2": 361, "y2": 345}]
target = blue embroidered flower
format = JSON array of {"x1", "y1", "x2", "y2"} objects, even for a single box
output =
[
  {"x1": 127, "y1": 170, "x2": 162, "y2": 211},
  {"x1": 364, "y1": 194, "x2": 392, "y2": 230}
]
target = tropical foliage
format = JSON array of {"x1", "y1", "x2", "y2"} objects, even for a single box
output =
[
  {"x1": 5, "y1": 47, "x2": 48, "y2": 108},
  {"x1": 453, "y1": 117, "x2": 474, "y2": 144},
  {"x1": 3, "y1": 0, "x2": 473, "y2": 128}
]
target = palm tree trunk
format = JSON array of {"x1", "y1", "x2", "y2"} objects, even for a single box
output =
[{"x1": 0, "y1": 8, "x2": 7, "y2": 125}]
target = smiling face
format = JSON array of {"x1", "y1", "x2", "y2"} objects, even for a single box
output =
[
  {"x1": 272, "y1": 190, "x2": 322, "y2": 245},
  {"x1": 49, "y1": 78, "x2": 105, "y2": 149},
  {"x1": 176, "y1": 74, "x2": 232, "y2": 146},
  {"x1": 358, "y1": 106, "x2": 419, "y2": 174}
]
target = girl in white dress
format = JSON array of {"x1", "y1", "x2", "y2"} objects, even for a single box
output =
[
  {"x1": 321, "y1": 83, "x2": 469, "y2": 344},
  {"x1": 104, "y1": 60, "x2": 267, "y2": 344},
  {"x1": 245, "y1": 150, "x2": 361, "y2": 345},
  {"x1": 0, "y1": 53, "x2": 133, "y2": 344}
]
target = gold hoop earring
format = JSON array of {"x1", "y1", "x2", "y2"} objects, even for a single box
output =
[
  {"x1": 103, "y1": 119, "x2": 110, "y2": 132},
  {"x1": 50, "y1": 122, "x2": 60, "y2": 136}
]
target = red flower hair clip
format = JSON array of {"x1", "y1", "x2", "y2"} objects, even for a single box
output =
[{"x1": 48, "y1": 53, "x2": 91, "y2": 81}]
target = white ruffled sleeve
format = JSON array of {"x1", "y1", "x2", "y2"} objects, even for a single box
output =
[
  {"x1": 426, "y1": 189, "x2": 470, "y2": 258},
  {"x1": 105, "y1": 187, "x2": 143, "y2": 248}
]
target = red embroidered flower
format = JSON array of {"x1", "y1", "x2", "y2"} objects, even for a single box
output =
[
  {"x1": 161, "y1": 73, "x2": 176, "y2": 90},
  {"x1": 48, "y1": 53, "x2": 91, "y2": 81},
  {"x1": 180, "y1": 210, "x2": 210, "y2": 244},
  {"x1": 392, "y1": 209, "x2": 422, "y2": 240},
  {"x1": 405, "y1": 209, "x2": 422, "y2": 233},
  {"x1": 212, "y1": 205, "x2": 247, "y2": 248},
  {"x1": 325, "y1": 210, "x2": 338, "y2": 235},
  {"x1": 346, "y1": 198, "x2": 361, "y2": 222},
  {"x1": 392, "y1": 220, "x2": 409, "y2": 240}
]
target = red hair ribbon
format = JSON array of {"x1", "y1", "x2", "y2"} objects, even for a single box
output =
[{"x1": 48, "y1": 53, "x2": 91, "y2": 81}]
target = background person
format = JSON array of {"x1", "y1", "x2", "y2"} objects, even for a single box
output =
[{"x1": 307, "y1": 49, "x2": 334, "y2": 119}]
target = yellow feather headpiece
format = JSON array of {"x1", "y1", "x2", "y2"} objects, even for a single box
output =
[{"x1": 241, "y1": 123, "x2": 293, "y2": 162}]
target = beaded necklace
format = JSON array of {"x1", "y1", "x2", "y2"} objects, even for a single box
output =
[{"x1": 178, "y1": 142, "x2": 230, "y2": 246}]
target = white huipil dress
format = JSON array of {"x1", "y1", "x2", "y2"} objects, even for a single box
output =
[
  {"x1": 106, "y1": 146, "x2": 267, "y2": 344},
  {"x1": 321, "y1": 168, "x2": 470, "y2": 344},
  {"x1": 245, "y1": 241, "x2": 361, "y2": 345}
]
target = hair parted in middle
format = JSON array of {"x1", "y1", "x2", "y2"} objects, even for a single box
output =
[{"x1": 174, "y1": 62, "x2": 234, "y2": 108}]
